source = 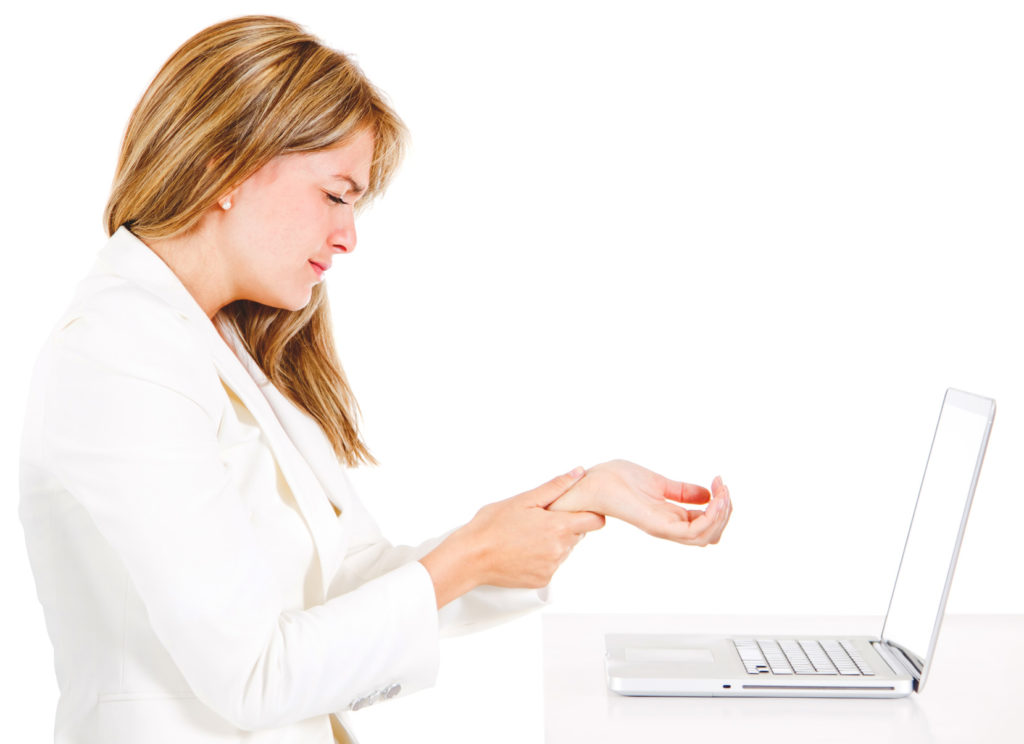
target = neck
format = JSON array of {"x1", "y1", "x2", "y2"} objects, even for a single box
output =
[{"x1": 143, "y1": 225, "x2": 235, "y2": 319}]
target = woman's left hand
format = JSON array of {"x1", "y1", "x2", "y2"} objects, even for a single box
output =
[{"x1": 548, "y1": 459, "x2": 732, "y2": 546}]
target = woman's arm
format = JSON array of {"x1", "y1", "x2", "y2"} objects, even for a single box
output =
[
  {"x1": 417, "y1": 460, "x2": 732, "y2": 610},
  {"x1": 419, "y1": 468, "x2": 605, "y2": 608}
]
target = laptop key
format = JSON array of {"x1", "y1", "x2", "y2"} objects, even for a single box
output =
[
  {"x1": 840, "y1": 640, "x2": 875, "y2": 675},
  {"x1": 821, "y1": 640, "x2": 861, "y2": 675},
  {"x1": 733, "y1": 638, "x2": 870, "y2": 676},
  {"x1": 800, "y1": 640, "x2": 839, "y2": 674},
  {"x1": 757, "y1": 641, "x2": 794, "y2": 674}
]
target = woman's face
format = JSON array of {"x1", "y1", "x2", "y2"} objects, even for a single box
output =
[{"x1": 218, "y1": 128, "x2": 375, "y2": 312}]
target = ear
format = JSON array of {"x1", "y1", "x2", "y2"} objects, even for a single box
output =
[
  {"x1": 205, "y1": 153, "x2": 239, "y2": 212},
  {"x1": 217, "y1": 187, "x2": 239, "y2": 212}
]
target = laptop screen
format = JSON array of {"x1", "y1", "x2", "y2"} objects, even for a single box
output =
[{"x1": 880, "y1": 388, "x2": 994, "y2": 690}]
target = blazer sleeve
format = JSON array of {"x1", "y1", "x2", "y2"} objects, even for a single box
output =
[
  {"x1": 326, "y1": 489, "x2": 551, "y2": 638},
  {"x1": 37, "y1": 301, "x2": 440, "y2": 731}
]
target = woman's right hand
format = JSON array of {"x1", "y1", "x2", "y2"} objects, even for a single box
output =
[{"x1": 419, "y1": 468, "x2": 606, "y2": 608}]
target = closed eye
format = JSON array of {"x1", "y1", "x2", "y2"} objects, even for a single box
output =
[{"x1": 325, "y1": 192, "x2": 350, "y2": 206}]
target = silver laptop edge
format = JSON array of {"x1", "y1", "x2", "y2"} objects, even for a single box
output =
[{"x1": 880, "y1": 388, "x2": 995, "y2": 692}]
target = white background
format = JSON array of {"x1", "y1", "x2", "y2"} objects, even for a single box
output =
[{"x1": 3, "y1": 1, "x2": 1022, "y2": 741}]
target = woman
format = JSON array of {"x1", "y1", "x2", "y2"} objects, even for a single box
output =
[{"x1": 19, "y1": 15, "x2": 732, "y2": 744}]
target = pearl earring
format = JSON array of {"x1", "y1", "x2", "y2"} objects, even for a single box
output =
[{"x1": 221, "y1": 199, "x2": 232, "y2": 210}]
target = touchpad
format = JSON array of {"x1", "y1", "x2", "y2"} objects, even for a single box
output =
[{"x1": 624, "y1": 647, "x2": 715, "y2": 663}]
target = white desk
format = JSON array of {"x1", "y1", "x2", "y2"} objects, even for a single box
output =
[{"x1": 543, "y1": 614, "x2": 1023, "y2": 743}]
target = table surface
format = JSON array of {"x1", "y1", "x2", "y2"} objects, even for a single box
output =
[{"x1": 542, "y1": 613, "x2": 1024, "y2": 744}]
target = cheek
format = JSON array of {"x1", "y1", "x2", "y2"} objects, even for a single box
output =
[
  {"x1": 226, "y1": 197, "x2": 326, "y2": 286},
  {"x1": 266, "y1": 205, "x2": 328, "y2": 257},
  {"x1": 234, "y1": 211, "x2": 308, "y2": 264}
]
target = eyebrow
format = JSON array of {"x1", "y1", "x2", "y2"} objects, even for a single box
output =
[{"x1": 331, "y1": 174, "x2": 368, "y2": 195}]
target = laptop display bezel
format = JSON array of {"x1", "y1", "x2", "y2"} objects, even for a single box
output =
[{"x1": 879, "y1": 388, "x2": 995, "y2": 692}]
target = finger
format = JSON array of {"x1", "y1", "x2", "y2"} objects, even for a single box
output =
[
  {"x1": 709, "y1": 487, "x2": 733, "y2": 543},
  {"x1": 710, "y1": 481, "x2": 731, "y2": 518},
  {"x1": 701, "y1": 478, "x2": 728, "y2": 518},
  {"x1": 711, "y1": 475, "x2": 725, "y2": 499},
  {"x1": 663, "y1": 483, "x2": 731, "y2": 544},
  {"x1": 704, "y1": 485, "x2": 729, "y2": 528},
  {"x1": 669, "y1": 496, "x2": 728, "y2": 543},
  {"x1": 681, "y1": 482, "x2": 711, "y2": 504},
  {"x1": 706, "y1": 508, "x2": 729, "y2": 544},
  {"x1": 520, "y1": 466, "x2": 587, "y2": 508},
  {"x1": 660, "y1": 511, "x2": 714, "y2": 542},
  {"x1": 564, "y1": 510, "x2": 605, "y2": 534},
  {"x1": 663, "y1": 477, "x2": 712, "y2": 505},
  {"x1": 703, "y1": 487, "x2": 732, "y2": 543}
]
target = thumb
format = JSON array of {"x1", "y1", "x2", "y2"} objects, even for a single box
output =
[{"x1": 519, "y1": 466, "x2": 586, "y2": 508}]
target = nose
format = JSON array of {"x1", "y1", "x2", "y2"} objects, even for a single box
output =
[{"x1": 330, "y1": 210, "x2": 357, "y2": 254}]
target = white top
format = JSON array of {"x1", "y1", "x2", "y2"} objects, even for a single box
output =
[{"x1": 20, "y1": 227, "x2": 545, "y2": 744}]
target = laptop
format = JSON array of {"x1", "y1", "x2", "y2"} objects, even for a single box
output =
[{"x1": 605, "y1": 387, "x2": 995, "y2": 698}]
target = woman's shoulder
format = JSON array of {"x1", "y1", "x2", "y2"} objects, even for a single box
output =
[
  {"x1": 56, "y1": 272, "x2": 196, "y2": 346},
  {"x1": 38, "y1": 272, "x2": 225, "y2": 413}
]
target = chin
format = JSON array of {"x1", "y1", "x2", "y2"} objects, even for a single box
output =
[
  {"x1": 282, "y1": 296, "x2": 313, "y2": 312},
  {"x1": 257, "y1": 290, "x2": 313, "y2": 313}
]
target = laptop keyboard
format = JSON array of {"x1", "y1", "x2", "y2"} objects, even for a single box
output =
[{"x1": 732, "y1": 639, "x2": 875, "y2": 676}]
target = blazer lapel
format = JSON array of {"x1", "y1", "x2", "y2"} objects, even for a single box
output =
[
  {"x1": 209, "y1": 324, "x2": 348, "y2": 589},
  {"x1": 96, "y1": 228, "x2": 344, "y2": 599}
]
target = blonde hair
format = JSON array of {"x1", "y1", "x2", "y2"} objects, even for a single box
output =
[{"x1": 105, "y1": 15, "x2": 408, "y2": 466}]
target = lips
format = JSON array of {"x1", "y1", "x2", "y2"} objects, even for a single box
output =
[{"x1": 309, "y1": 260, "x2": 329, "y2": 279}]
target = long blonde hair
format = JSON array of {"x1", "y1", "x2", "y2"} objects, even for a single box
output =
[{"x1": 105, "y1": 15, "x2": 407, "y2": 466}]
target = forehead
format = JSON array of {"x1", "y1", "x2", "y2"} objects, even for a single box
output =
[
  {"x1": 303, "y1": 129, "x2": 375, "y2": 179},
  {"x1": 254, "y1": 129, "x2": 375, "y2": 186}
]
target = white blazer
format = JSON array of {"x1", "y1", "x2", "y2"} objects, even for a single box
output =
[{"x1": 20, "y1": 227, "x2": 546, "y2": 744}]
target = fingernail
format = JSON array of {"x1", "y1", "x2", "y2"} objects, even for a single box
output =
[{"x1": 569, "y1": 466, "x2": 585, "y2": 479}]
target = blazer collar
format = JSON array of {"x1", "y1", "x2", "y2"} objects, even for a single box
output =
[
  {"x1": 95, "y1": 226, "x2": 214, "y2": 325},
  {"x1": 93, "y1": 227, "x2": 345, "y2": 597}
]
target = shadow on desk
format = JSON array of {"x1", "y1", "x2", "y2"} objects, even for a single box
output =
[{"x1": 543, "y1": 613, "x2": 1023, "y2": 744}]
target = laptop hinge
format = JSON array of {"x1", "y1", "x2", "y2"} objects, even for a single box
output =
[{"x1": 873, "y1": 640, "x2": 923, "y2": 691}]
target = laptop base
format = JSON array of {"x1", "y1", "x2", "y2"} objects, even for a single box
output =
[{"x1": 606, "y1": 633, "x2": 915, "y2": 698}]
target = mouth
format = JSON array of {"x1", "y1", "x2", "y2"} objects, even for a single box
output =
[{"x1": 309, "y1": 260, "x2": 329, "y2": 278}]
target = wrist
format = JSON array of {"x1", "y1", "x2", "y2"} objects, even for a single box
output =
[
  {"x1": 548, "y1": 470, "x2": 603, "y2": 514},
  {"x1": 419, "y1": 527, "x2": 485, "y2": 609}
]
